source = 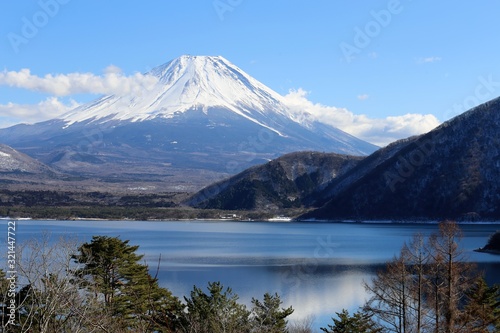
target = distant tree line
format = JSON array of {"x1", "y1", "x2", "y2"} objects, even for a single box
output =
[
  {"x1": 1, "y1": 221, "x2": 499, "y2": 332},
  {"x1": 0, "y1": 190, "x2": 180, "y2": 208}
]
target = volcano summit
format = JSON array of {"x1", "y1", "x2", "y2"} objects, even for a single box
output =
[{"x1": 0, "y1": 55, "x2": 377, "y2": 190}]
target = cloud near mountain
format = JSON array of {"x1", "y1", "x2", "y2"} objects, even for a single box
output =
[
  {"x1": 0, "y1": 97, "x2": 80, "y2": 128},
  {"x1": 0, "y1": 65, "x2": 440, "y2": 145},
  {"x1": 283, "y1": 89, "x2": 441, "y2": 146},
  {"x1": 0, "y1": 66, "x2": 158, "y2": 96}
]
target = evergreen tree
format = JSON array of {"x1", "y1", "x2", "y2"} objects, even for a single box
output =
[
  {"x1": 320, "y1": 309, "x2": 381, "y2": 333},
  {"x1": 72, "y1": 235, "x2": 184, "y2": 331},
  {"x1": 251, "y1": 292, "x2": 294, "y2": 333},
  {"x1": 460, "y1": 277, "x2": 500, "y2": 332},
  {"x1": 73, "y1": 236, "x2": 145, "y2": 313},
  {"x1": 484, "y1": 231, "x2": 500, "y2": 251},
  {"x1": 184, "y1": 281, "x2": 250, "y2": 333}
]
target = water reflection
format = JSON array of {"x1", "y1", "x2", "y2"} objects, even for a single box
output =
[{"x1": 7, "y1": 220, "x2": 500, "y2": 329}]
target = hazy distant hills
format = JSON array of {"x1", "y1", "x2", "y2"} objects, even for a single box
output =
[
  {"x1": 187, "y1": 151, "x2": 363, "y2": 210},
  {"x1": 0, "y1": 55, "x2": 376, "y2": 191},
  {"x1": 189, "y1": 97, "x2": 500, "y2": 221}
]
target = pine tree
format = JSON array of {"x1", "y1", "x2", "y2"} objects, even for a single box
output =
[
  {"x1": 72, "y1": 235, "x2": 184, "y2": 331},
  {"x1": 460, "y1": 278, "x2": 500, "y2": 332},
  {"x1": 320, "y1": 309, "x2": 381, "y2": 333},
  {"x1": 184, "y1": 281, "x2": 251, "y2": 333},
  {"x1": 73, "y1": 236, "x2": 147, "y2": 315},
  {"x1": 251, "y1": 292, "x2": 294, "y2": 333}
]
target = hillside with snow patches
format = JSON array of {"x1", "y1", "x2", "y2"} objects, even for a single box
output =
[
  {"x1": 0, "y1": 55, "x2": 377, "y2": 190},
  {"x1": 0, "y1": 144, "x2": 55, "y2": 174}
]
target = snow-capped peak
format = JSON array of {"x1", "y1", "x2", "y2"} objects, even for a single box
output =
[{"x1": 60, "y1": 55, "x2": 293, "y2": 129}]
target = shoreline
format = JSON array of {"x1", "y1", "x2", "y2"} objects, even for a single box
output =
[
  {"x1": 474, "y1": 248, "x2": 500, "y2": 255},
  {"x1": 3, "y1": 216, "x2": 500, "y2": 225}
]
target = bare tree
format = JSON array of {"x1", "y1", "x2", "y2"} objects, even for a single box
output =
[
  {"x1": 427, "y1": 221, "x2": 477, "y2": 333},
  {"x1": 403, "y1": 234, "x2": 431, "y2": 333},
  {"x1": 365, "y1": 221, "x2": 484, "y2": 333},
  {"x1": 287, "y1": 315, "x2": 315, "y2": 333},
  {"x1": 364, "y1": 252, "x2": 415, "y2": 333},
  {"x1": 1, "y1": 237, "x2": 126, "y2": 333},
  {"x1": 12, "y1": 234, "x2": 116, "y2": 333}
]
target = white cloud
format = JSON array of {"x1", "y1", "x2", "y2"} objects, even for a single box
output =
[
  {"x1": 0, "y1": 97, "x2": 80, "y2": 128},
  {"x1": 357, "y1": 94, "x2": 369, "y2": 101},
  {"x1": 283, "y1": 89, "x2": 441, "y2": 146},
  {"x1": 0, "y1": 67, "x2": 158, "y2": 96},
  {"x1": 103, "y1": 64, "x2": 123, "y2": 75},
  {"x1": 417, "y1": 56, "x2": 442, "y2": 64}
]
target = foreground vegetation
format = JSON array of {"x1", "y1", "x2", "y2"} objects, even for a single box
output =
[{"x1": 1, "y1": 221, "x2": 499, "y2": 332}]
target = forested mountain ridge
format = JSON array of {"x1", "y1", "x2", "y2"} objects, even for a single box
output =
[
  {"x1": 301, "y1": 97, "x2": 500, "y2": 220},
  {"x1": 302, "y1": 136, "x2": 419, "y2": 208},
  {"x1": 188, "y1": 96, "x2": 500, "y2": 220},
  {"x1": 186, "y1": 151, "x2": 363, "y2": 210}
]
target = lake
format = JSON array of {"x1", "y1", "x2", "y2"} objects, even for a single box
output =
[{"x1": 6, "y1": 219, "x2": 500, "y2": 329}]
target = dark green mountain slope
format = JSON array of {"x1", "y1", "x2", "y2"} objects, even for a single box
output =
[
  {"x1": 186, "y1": 151, "x2": 363, "y2": 211},
  {"x1": 301, "y1": 97, "x2": 500, "y2": 220}
]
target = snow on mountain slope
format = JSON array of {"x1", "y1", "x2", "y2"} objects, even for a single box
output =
[
  {"x1": 61, "y1": 55, "x2": 296, "y2": 135},
  {"x1": 0, "y1": 55, "x2": 378, "y2": 189},
  {"x1": 0, "y1": 144, "x2": 54, "y2": 174}
]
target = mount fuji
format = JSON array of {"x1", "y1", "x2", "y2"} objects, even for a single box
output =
[{"x1": 0, "y1": 55, "x2": 377, "y2": 190}]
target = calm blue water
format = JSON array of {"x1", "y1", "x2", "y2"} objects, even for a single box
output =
[{"x1": 4, "y1": 220, "x2": 500, "y2": 330}]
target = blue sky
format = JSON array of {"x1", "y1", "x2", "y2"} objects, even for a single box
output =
[{"x1": 1, "y1": 0, "x2": 499, "y2": 145}]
